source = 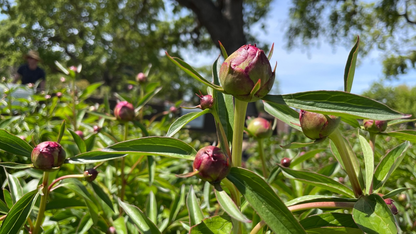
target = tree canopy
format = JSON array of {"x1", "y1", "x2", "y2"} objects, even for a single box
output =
[{"x1": 286, "y1": 0, "x2": 416, "y2": 78}]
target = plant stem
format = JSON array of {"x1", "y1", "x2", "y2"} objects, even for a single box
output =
[
  {"x1": 32, "y1": 172, "x2": 50, "y2": 234},
  {"x1": 257, "y1": 139, "x2": 267, "y2": 178},
  {"x1": 71, "y1": 79, "x2": 77, "y2": 130},
  {"x1": 231, "y1": 99, "x2": 248, "y2": 167},
  {"x1": 368, "y1": 132, "x2": 376, "y2": 194},
  {"x1": 119, "y1": 123, "x2": 128, "y2": 215},
  {"x1": 328, "y1": 129, "x2": 363, "y2": 197},
  {"x1": 48, "y1": 174, "x2": 85, "y2": 191},
  {"x1": 211, "y1": 109, "x2": 231, "y2": 157},
  {"x1": 288, "y1": 201, "x2": 355, "y2": 212},
  {"x1": 250, "y1": 221, "x2": 266, "y2": 234}
]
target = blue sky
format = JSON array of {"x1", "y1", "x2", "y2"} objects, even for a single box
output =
[{"x1": 181, "y1": 0, "x2": 416, "y2": 95}]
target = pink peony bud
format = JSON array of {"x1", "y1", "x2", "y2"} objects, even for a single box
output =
[
  {"x1": 84, "y1": 168, "x2": 99, "y2": 182},
  {"x1": 136, "y1": 72, "x2": 147, "y2": 84},
  {"x1": 56, "y1": 92, "x2": 62, "y2": 98},
  {"x1": 299, "y1": 110, "x2": 341, "y2": 140},
  {"x1": 281, "y1": 157, "x2": 291, "y2": 167},
  {"x1": 219, "y1": 44, "x2": 275, "y2": 102},
  {"x1": 169, "y1": 106, "x2": 178, "y2": 114},
  {"x1": 31, "y1": 141, "x2": 66, "y2": 171},
  {"x1": 247, "y1": 117, "x2": 273, "y2": 139},
  {"x1": 363, "y1": 120, "x2": 388, "y2": 133},
  {"x1": 196, "y1": 92, "x2": 214, "y2": 110},
  {"x1": 69, "y1": 66, "x2": 78, "y2": 72},
  {"x1": 93, "y1": 125, "x2": 101, "y2": 133},
  {"x1": 60, "y1": 77, "x2": 66, "y2": 83},
  {"x1": 114, "y1": 101, "x2": 135, "y2": 121},
  {"x1": 193, "y1": 146, "x2": 231, "y2": 184},
  {"x1": 75, "y1": 130, "x2": 84, "y2": 140},
  {"x1": 384, "y1": 198, "x2": 398, "y2": 215}
]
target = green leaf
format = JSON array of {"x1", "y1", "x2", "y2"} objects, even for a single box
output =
[
  {"x1": 214, "y1": 189, "x2": 251, "y2": 223},
  {"x1": 66, "y1": 151, "x2": 127, "y2": 164},
  {"x1": 165, "y1": 52, "x2": 223, "y2": 91},
  {"x1": 190, "y1": 215, "x2": 233, "y2": 234},
  {"x1": 113, "y1": 217, "x2": 128, "y2": 234},
  {"x1": 68, "y1": 129, "x2": 87, "y2": 153},
  {"x1": 387, "y1": 119, "x2": 416, "y2": 126},
  {"x1": 279, "y1": 166, "x2": 355, "y2": 198},
  {"x1": 57, "y1": 120, "x2": 65, "y2": 143},
  {"x1": 280, "y1": 141, "x2": 316, "y2": 149},
  {"x1": 90, "y1": 182, "x2": 114, "y2": 212},
  {"x1": 341, "y1": 117, "x2": 361, "y2": 128},
  {"x1": 263, "y1": 92, "x2": 410, "y2": 120},
  {"x1": 147, "y1": 191, "x2": 157, "y2": 224},
  {"x1": 383, "y1": 188, "x2": 410, "y2": 199},
  {"x1": 78, "y1": 82, "x2": 103, "y2": 101},
  {"x1": 46, "y1": 198, "x2": 85, "y2": 210},
  {"x1": 373, "y1": 141, "x2": 410, "y2": 191},
  {"x1": 218, "y1": 41, "x2": 228, "y2": 59},
  {"x1": 291, "y1": 149, "x2": 325, "y2": 167},
  {"x1": 358, "y1": 135, "x2": 374, "y2": 194},
  {"x1": 0, "y1": 163, "x2": 33, "y2": 169},
  {"x1": 267, "y1": 43, "x2": 275, "y2": 61},
  {"x1": 166, "y1": 109, "x2": 210, "y2": 137},
  {"x1": 263, "y1": 101, "x2": 302, "y2": 131},
  {"x1": 106, "y1": 137, "x2": 197, "y2": 160},
  {"x1": 0, "y1": 189, "x2": 39, "y2": 234},
  {"x1": 344, "y1": 36, "x2": 360, "y2": 93},
  {"x1": 169, "y1": 184, "x2": 185, "y2": 223},
  {"x1": 186, "y1": 186, "x2": 204, "y2": 226},
  {"x1": 135, "y1": 87, "x2": 162, "y2": 112},
  {"x1": 305, "y1": 227, "x2": 364, "y2": 233},
  {"x1": 300, "y1": 213, "x2": 359, "y2": 230},
  {"x1": 147, "y1": 156, "x2": 155, "y2": 185},
  {"x1": 383, "y1": 130, "x2": 416, "y2": 144},
  {"x1": 0, "y1": 129, "x2": 33, "y2": 157},
  {"x1": 227, "y1": 167, "x2": 306, "y2": 234},
  {"x1": 118, "y1": 198, "x2": 161, "y2": 234},
  {"x1": 84, "y1": 134, "x2": 96, "y2": 151},
  {"x1": 6, "y1": 173, "x2": 22, "y2": 204},
  {"x1": 3, "y1": 190, "x2": 12, "y2": 208},
  {"x1": 0, "y1": 199, "x2": 9, "y2": 214},
  {"x1": 352, "y1": 194, "x2": 397, "y2": 234}
]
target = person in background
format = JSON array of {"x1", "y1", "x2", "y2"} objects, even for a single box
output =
[{"x1": 13, "y1": 50, "x2": 46, "y2": 90}]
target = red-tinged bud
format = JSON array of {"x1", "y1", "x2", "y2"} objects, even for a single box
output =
[
  {"x1": 45, "y1": 94, "x2": 51, "y2": 100},
  {"x1": 31, "y1": 141, "x2": 66, "y2": 171},
  {"x1": 384, "y1": 198, "x2": 398, "y2": 215},
  {"x1": 56, "y1": 92, "x2": 62, "y2": 98},
  {"x1": 363, "y1": 120, "x2": 388, "y2": 133},
  {"x1": 106, "y1": 226, "x2": 116, "y2": 234},
  {"x1": 281, "y1": 157, "x2": 291, "y2": 167},
  {"x1": 93, "y1": 125, "x2": 101, "y2": 133},
  {"x1": 193, "y1": 146, "x2": 231, "y2": 184},
  {"x1": 169, "y1": 106, "x2": 178, "y2": 114},
  {"x1": 27, "y1": 83, "x2": 34, "y2": 88},
  {"x1": 69, "y1": 66, "x2": 78, "y2": 72},
  {"x1": 75, "y1": 130, "x2": 84, "y2": 139},
  {"x1": 299, "y1": 110, "x2": 341, "y2": 140},
  {"x1": 84, "y1": 168, "x2": 99, "y2": 182},
  {"x1": 338, "y1": 177, "x2": 345, "y2": 184},
  {"x1": 196, "y1": 92, "x2": 214, "y2": 110},
  {"x1": 247, "y1": 117, "x2": 273, "y2": 139},
  {"x1": 114, "y1": 101, "x2": 135, "y2": 121},
  {"x1": 136, "y1": 72, "x2": 147, "y2": 84},
  {"x1": 127, "y1": 84, "x2": 134, "y2": 90},
  {"x1": 60, "y1": 77, "x2": 66, "y2": 83},
  {"x1": 219, "y1": 44, "x2": 275, "y2": 102}
]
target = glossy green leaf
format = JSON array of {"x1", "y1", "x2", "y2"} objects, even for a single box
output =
[
  {"x1": 78, "y1": 82, "x2": 103, "y2": 101},
  {"x1": 66, "y1": 151, "x2": 127, "y2": 164},
  {"x1": 373, "y1": 141, "x2": 410, "y2": 190},
  {"x1": 76, "y1": 214, "x2": 93, "y2": 234},
  {"x1": 352, "y1": 194, "x2": 397, "y2": 234},
  {"x1": 186, "y1": 185, "x2": 204, "y2": 226},
  {"x1": 300, "y1": 213, "x2": 359, "y2": 230},
  {"x1": 214, "y1": 189, "x2": 251, "y2": 223},
  {"x1": 291, "y1": 149, "x2": 325, "y2": 167},
  {"x1": 0, "y1": 129, "x2": 33, "y2": 157},
  {"x1": 285, "y1": 195, "x2": 356, "y2": 207},
  {"x1": 203, "y1": 181, "x2": 211, "y2": 210},
  {"x1": 383, "y1": 188, "x2": 410, "y2": 199},
  {"x1": 227, "y1": 167, "x2": 306, "y2": 234},
  {"x1": 341, "y1": 116, "x2": 361, "y2": 128},
  {"x1": 147, "y1": 191, "x2": 157, "y2": 224},
  {"x1": 0, "y1": 189, "x2": 39, "y2": 234},
  {"x1": 344, "y1": 36, "x2": 360, "y2": 93},
  {"x1": 279, "y1": 166, "x2": 355, "y2": 198},
  {"x1": 263, "y1": 92, "x2": 410, "y2": 120},
  {"x1": 358, "y1": 135, "x2": 373, "y2": 194},
  {"x1": 263, "y1": 101, "x2": 302, "y2": 131},
  {"x1": 190, "y1": 215, "x2": 233, "y2": 234},
  {"x1": 387, "y1": 119, "x2": 416, "y2": 126},
  {"x1": 166, "y1": 109, "x2": 210, "y2": 137},
  {"x1": 84, "y1": 134, "x2": 96, "y2": 151},
  {"x1": 0, "y1": 163, "x2": 33, "y2": 169},
  {"x1": 165, "y1": 52, "x2": 223, "y2": 91},
  {"x1": 90, "y1": 182, "x2": 114, "y2": 211},
  {"x1": 0, "y1": 199, "x2": 8, "y2": 214},
  {"x1": 169, "y1": 184, "x2": 185, "y2": 223},
  {"x1": 3, "y1": 190, "x2": 12, "y2": 208},
  {"x1": 113, "y1": 217, "x2": 128, "y2": 234},
  {"x1": 46, "y1": 198, "x2": 85, "y2": 210},
  {"x1": 6, "y1": 173, "x2": 22, "y2": 204},
  {"x1": 118, "y1": 198, "x2": 161, "y2": 234},
  {"x1": 135, "y1": 87, "x2": 162, "y2": 112},
  {"x1": 68, "y1": 129, "x2": 87, "y2": 153},
  {"x1": 147, "y1": 156, "x2": 155, "y2": 185},
  {"x1": 383, "y1": 130, "x2": 416, "y2": 144}
]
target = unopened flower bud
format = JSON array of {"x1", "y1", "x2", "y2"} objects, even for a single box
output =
[
  {"x1": 299, "y1": 110, "x2": 341, "y2": 140},
  {"x1": 75, "y1": 130, "x2": 84, "y2": 140},
  {"x1": 127, "y1": 84, "x2": 134, "y2": 90},
  {"x1": 219, "y1": 44, "x2": 275, "y2": 102},
  {"x1": 196, "y1": 93, "x2": 214, "y2": 110},
  {"x1": 106, "y1": 226, "x2": 116, "y2": 234},
  {"x1": 45, "y1": 94, "x2": 51, "y2": 100},
  {"x1": 247, "y1": 117, "x2": 273, "y2": 139},
  {"x1": 60, "y1": 77, "x2": 66, "y2": 83},
  {"x1": 93, "y1": 125, "x2": 101, "y2": 133},
  {"x1": 169, "y1": 106, "x2": 178, "y2": 114},
  {"x1": 193, "y1": 146, "x2": 231, "y2": 184},
  {"x1": 114, "y1": 101, "x2": 135, "y2": 121},
  {"x1": 69, "y1": 66, "x2": 78, "y2": 72},
  {"x1": 136, "y1": 72, "x2": 147, "y2": 84},
  {"x1": 56, "y1": 92, "x2": 62, "y2": 98},
  {"x1": 31, "y1": 141, "x2": 66, "y2": 171},
  {"x1": 84, "y1": 168, "x2": 99, "y2": 182},
  {"x1": 384, "y1": 198, "x2": 398, "y2": 215},
  {"x1": 281, "y1": 157, "x2": 291, "y2": 167},
  {"x1": 363, "y1": 120, "x2": 388, "y2": 133}
]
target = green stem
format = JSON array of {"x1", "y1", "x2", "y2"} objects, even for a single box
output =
[
  {"x1": 71, "y1": 79, "x2": 77, "y2": 130},
  {"x1": 288, "y1": 201, "x2": 355, "y2": 212},
  {"x1": 32, "y1": 172, "x2": 50, "y2": 234},
  {"x1": 257, "y1": 139, "x2": 267, "y2": 178},
  {"x1": 328, "y1": 129, "x2": 363, "y2": 197},
  {"x1": 119, "y1": 123, "x2": 128, "y2": 207},
  {"x1": 368, "y1": 133, "x2": 377, "y2": 194},
  {"x1": 231, "y1": 99, "x2": 248, "y2": 167},
  {"x1": 250, "y1": 221, "x2": 266, "y2": 234}
]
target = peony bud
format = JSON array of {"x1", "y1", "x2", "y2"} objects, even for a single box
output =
[
  {"x1": 281, "y1": 157, "x2": 291, "y2": 167},
  {"x1": 384, "y1": 198, "x2": 398, "y2": 215},
  {"x1": 31, "y1": 141, "x2": 66, "y2": 171},
  {"x1": 75, "y1": 130, "x2": 84, "y2": 140},
  {"x1": 193, "y1": 146, "x2": 231, "y2": 184},
  {"x1": 196, "y1": 92, "x2": 214, "y2": 110},
  {"x1": 136, "y1": 72, "x2": 147, "y2": 84},
  {"x1": 363, "y1": 120, "x2": 388, "y2": 133},
  {"x1": 56, "y1": 92, "x2": 62, "y2": 98},
  {"x1": 69, "y1": 66, "x2": 78, "y2": 72},
  {"x1": 169, "y1": 106, "x2": 178, "y2": 114},
  {"x1": 299, "y1": 110, "x2": 341, "y2": 140},
  {"x1": 114, "y1": 101, "x2": 135, "y2": 121},
  {"x1": 84, "y1": 168, "x2": 99, "y2": 182},
  {"x1": 219, "y1": 44, "x2": 275, "y2": 102},
  {"x1": 93, "y1": 125, "x2": 101, "y2": 133},
  {"x1": 247, "y1": 117, "x2": 273, "y2": 139}
]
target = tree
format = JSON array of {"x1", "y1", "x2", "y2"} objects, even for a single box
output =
[
  {"x1": 0, "y1": 0, "x2": 272, "y2": 100},
  {"x1": 286, "y1": 0, "x2": 416, "y2": 78}
]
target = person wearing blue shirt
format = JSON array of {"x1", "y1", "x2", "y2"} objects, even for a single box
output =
[{"x1": 13, "y1": 50, "x2": 46, "y2": 90}]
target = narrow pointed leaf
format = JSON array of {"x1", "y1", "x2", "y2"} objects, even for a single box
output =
[
  {"x1": 6, "y1": 173, "x2": 22, "y2": 204},
  {"x1": 0, "y1": 163, "x2": 33, "y2": 169},
  {"x1": 118, "y1": 198, "x2": 161, "y2": 234},
  {"x1": 57, "y1": 120, "x2": 65, "y2": 143},
  {"x1": 0, "y1": 189, "x2": 39, "y2": 234},
  {"x1": 66, "y1": 151, "x2": 127, "y2": 164},
  {"x1": 214, "y1": 189, "x2": 251, "y2": 223},
  {"x1": 190, "y1": 215, "x2": 233, "y2": 234},
  {"x1": 3, "y1": 190, "x2": 12, "y2": 208},
  {"x1": 113, "y1": 217, "x2": 128, "y2": 234},
  {"x1": 169, "y1": 184, "x2": 186, "y2": 223},
  {"x1": 68, "y1": 129, "x2": 87, "y2": 153},
  {"x1": 267, "y1": 43, "x2": 275, "y2": 60},
  {"x1": 383, "y1": 188, "x2": 410, "y2": 199},
  {"x1": 218, "y1": 41, "x2": 228, "y2": 59},
  {"x1": 373, "y1": 141, "x2": 410, "y2": 191},
  {"x1": 54, "y1": 61, "x2": 69, "y2": 75},
  {"x1": 341, "y1": 117, "x2": 361, "y2": 128},
  {"x1": 344, "y1": 36, "x2": 360, "y2": 93},
  {"x1": 227, "y1": 167, "x2": 306, "y2": 234},
  {"x1": 78, "y1": 82, "x2": 103, "y2": 101},
  {"x1": 147, "y1": 191, "x2": 157, "y2": 223},
  {"x1": 263, "y1": 91, "x2": 410, "y2": 120},
  {"x1": 281, "y1": 141, "x2": 316, "y2": 149},
  {"x1": 0, "y1": 199, "x2": 9, "y2": 214},
  {"x1": 0, "y1": 130, "x2": 33, "y2": 157},
  {"x1": 300, "y1": 213, "x2": 359, "y2": 230},
  {"x1": 84, "y1": 134, "x2": 96, "y2": 151},
  {"x1": 358, "y1": 135, "x2": 374, "y2": 194},
  {"x1": 279, "y1": 166, "x2": 355, "y2": 198},
  {"x1": 263, "y1": 101, "x2": 301, "y2": 131},
  {"x1": 135, "y1": 87, "x2": 162, "y2": 112},
  {"x1": 383, "y1": 130, "x2": 416, "y2": 144},
  {"x1": 186, "y1": 186, "x2": 204, "y2": 226},
  {"x1": 147, "y1": 156, "x2": 155, "y2": 185},
  {"x1": 166, "y1": 109, "x2": 210, "y2": 137},
  {"x1": 285, "y1": 195, "x2": 356, "y2": 207},
  {"x1": 352, "y1": 194, "x2": 397, "y2": 234},
  {"x1": 291, "y1": 149, "x2": 325, "y2": 167},
  {"x1": 90, "y1": 182, "x2": 114, "y2": 211}
]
